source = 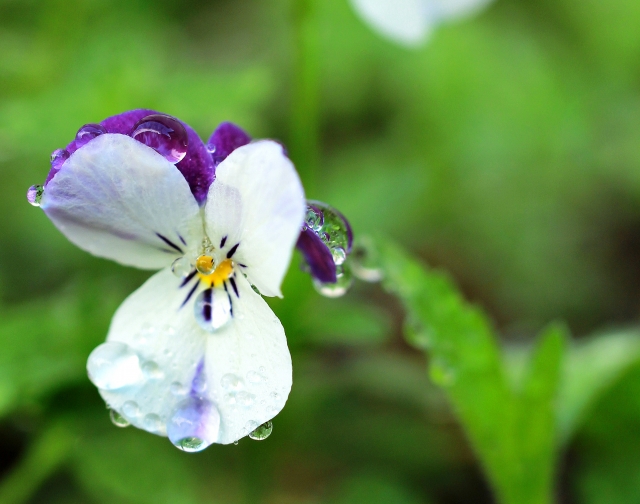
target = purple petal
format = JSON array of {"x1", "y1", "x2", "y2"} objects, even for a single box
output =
[
  {"x1": 44, "y1": 109, "x2": 215, "y2": 205},
  {"x1": 207, "y1": 122, "x2": 251, "y2": 166},
  {"x1": 296, "y1": 228, "x2": 337, "y2": 284},
  {"x1": 177, "y1": 125, "x2": 214, "y2": 205}
]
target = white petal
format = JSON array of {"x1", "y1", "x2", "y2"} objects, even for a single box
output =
[
  {"x1": 92, "y1": 269, "x2": 292, "y2": 446},
  {"x1": 42, "y1": 134, "x2": 202, "y2": 270},
  {"x1": 204, "y1": 274, "x2": 292, "y2": 444},
  {"x1": 94, "y1": 268, "x2": 209, "y2": 440},
  {"x1": 204, "y1": 140, "x2": 305, "y2": 297},
  {"x1": 350, "y1": 0, "x2": 432, "y2": 46},
  {"x1": 430, "y1": 0, "x2": 494, "y2": 21}
]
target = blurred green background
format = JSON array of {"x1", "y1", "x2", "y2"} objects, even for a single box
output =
[{"x1": 2, "y1": 0, "x2": 640, "y2": 502}]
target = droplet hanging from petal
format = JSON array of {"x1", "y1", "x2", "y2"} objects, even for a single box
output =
[
  {"x1": 249, "y1": 420, "x2": 273, "y2": 440},
  {"x1": 26, "y1": 184, "x2": 44, "y2": 207},
  {"x1": 167, "y1": 397, "x2": 220, "y2": 452},
  {"x1": 75, "y1": 123, "x2": 107, "y2": 148},
  {"x1": 110, "y1": 409, "x2": 130, "y2": 428},
  {"x1": 131, "y1": 114, "x2": 188, "y2": 164},
  {"x1": 313, "y1": 263, "x2": 354, "y2": 297}
]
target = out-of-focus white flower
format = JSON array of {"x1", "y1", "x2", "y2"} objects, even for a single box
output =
[{"x1": 350, "y1": 0, "x2": 494, "y2": 46}]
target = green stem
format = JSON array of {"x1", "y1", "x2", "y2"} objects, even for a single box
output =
[
  {"x1": 290, "y1": 0, "x2": 320, "y2": 194},
  {"x1": 0, "y1": 422, "x2": 74, "y2": 504}
]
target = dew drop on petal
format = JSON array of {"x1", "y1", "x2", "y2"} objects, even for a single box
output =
[
  {"x1": 236, "y1": 391, "x2": 255, "y2": 407},
  {"x1": 246, "y1": 371, "x2": 266, "y2": 384},
  {"x1": 167, "y1": 397, "x2": 220, "y2": 452},
  {"x1": 142, "y1": 361, "x2": 164, "y2": 380},
  {"x1": 110, "y1": 409, "x2": 130, "y2": 428},
  {"x1": 122, "y1": 401, "x2": 141, "y2": 419},
  {"x1": 194, "y1": 288, "x2": 232, "y2": 333},
  {"x1": 87, "y1": 342, "x2": 144, "y2": 390},
  {"x1": 221, "y1": 374, "x2": 244, "y2": 390},
  {"x1": 171, "y1": 257, "x2": 193, "y2": 279},
  {"x1": 313, "y1": 264, "x2": 354, "y2": 298},
  {"x1": 131, "y1": 114, "x2": 188, "y2": 164},
  {"x1": 27, "y1": 185, "x2": 44, "y2": 207},
  {"x1": 249, "y1": 421, "x2": 273, "y2": 441},
  {"x1": 170, "y1": 381, "x2": 187, "y2": 396},
  {"x1": 50, "y1": 148, "x2": 69, "y2": 170},
  {"x1": 143, "y1": 413, "x2": 163, "y2": 433},
  {"x1": 195, "y1": 255, "x2": 215, "y2": 275},
  {"x1": 331, "y1": 247, "x2": 346, "y2": 266},
  {"x1": 75, "y1": 123, "x2": 107, "y2": 148}
]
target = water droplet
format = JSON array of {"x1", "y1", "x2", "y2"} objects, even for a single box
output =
[
  {"x1": 110, "y1": 409, "x2": 130, "y2": 428},
  {"x1": 171, "y1": 381, "x2": 187, "y2": 395},
  {"x1": 224, "y1": 393, "x2": 237, "y2": 404},
  {"x1": 194, "y1": 288, "x2": 232, "y2": 333},
  {"x1": 176, "y1": 437, "x2": 208, "y2": 452},
  {"x1": 50, "y1": 148, "x2": 69, "y2": 170},
  {"x1": 313, "y1": 263, "x2": 354, "y2": 298},
  {"x1": 305, "y1": 206, "x2": 324, "y2": 231},
  {"x1": 221, "y1": 374, "x2": 244, "y2": 390},
  {"x1": 87, "y1": 342, "x2": 144, "y2": 390},
  {"x1": 351, "y1": 236, "x2": 383, "y2": 282},
  {"x1": 27, "y1": 185, "x2": 44, "y2": 207},
  {"x1": 192, "y1": 373, "x2": 207, "y2": 393},
  {"x1": 122, "y1": 401, "x2": 141, "y2": 419},
  {"x1": 143, "y1": 413, "x2": 163, "y2": 433},
  {"x1": 249, "y1": 421, "x2": 273, "y2": 441},
  {"x1": 246, "y1": 371, "x2": 266, "y2": 384},
  {"x1": 167, "y1": 397, "x2": 220, "y2": 452},
  {"x1": 171, "y1": 257, "x2": 193, "y2": 279},
  {"x1": 131, "y1": 114, "x2": 188, "y2": 164},
  {"x1": 195, "y1": 255, "x2": 215, "y2": 275},
  {"x1": 75, "y1": 123, "x2": 107, "y2": 148},
  {"x1": 236, "y1": 391, "x2": 255, "y2": 407},
  {"x1": 142, "y1": 361, "x2": 163, "y2": 380},
  {"x1": 331, "y1": 246, "x2": 346, "y2": 265}
]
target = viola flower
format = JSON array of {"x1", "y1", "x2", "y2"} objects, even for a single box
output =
[
  {"x1": 28, "y1": 110, "x2": 305, "y2": 450},
  {"x1": 349, "y1": 0, "x2": 494, "y2": 46}
]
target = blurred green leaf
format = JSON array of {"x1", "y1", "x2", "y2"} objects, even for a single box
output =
[
  {"x1": 557, "y1": 329, "x2": 640, "y2": 444},
  {"x1": 328, "y1": 472, "x2": 429, "y2": 504},
  {"x1": 376, "y1": 238, "x2": 566, "y2": 504}
]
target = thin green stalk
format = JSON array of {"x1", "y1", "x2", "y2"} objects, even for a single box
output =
[
  {"x1": 290, "y1": 0, "x2": 320, "y2": 194},
  {"x1": 0, "y1": 422, "x2": 74, "y2": 504}
]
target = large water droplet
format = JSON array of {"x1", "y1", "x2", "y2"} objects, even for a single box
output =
[
  {"x1": 110, "y1": 409, "x2": 130, "y2": 428},
  {"x1": 194, "y1": 288, "x2": 232, "y2": 333},
  {"x1": 87, "y1": 342, "x2": 144, "y2": 390},
  {"x1": 131, "y1": 114, "x2": 188, "y2": 164},
  {"x1": 75, "y1": 123, "x2": 107, "y2": 148},
  {"x1": 171, "y1": 257, "x2": 193, "y2": 279},
  {"x1": 305, "y1": 201, "x2": 352, "y2": 256},
  {"x1": 313, "y1": 263, "x2": 354, "y2": 298},
  {"x1": 50, "y1": 148, "x2": 69, "y2": 170},
  {"x1": 167, "y1": 397, "x2": 220, "y2": 452},
  {"x1": 249, "y1": 421, "x2": 273, "y2": 441},
  {"x1": 27, "y1": 185, "x2": 44, "y2": 207}
]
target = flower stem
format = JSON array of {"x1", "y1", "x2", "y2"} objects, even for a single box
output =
[
  {"x1": 290, "y1": 0, "x2": 320, "y2": 194},
  {"x1": 0, "y1": 422, "x2": 74, "y2": 504}
]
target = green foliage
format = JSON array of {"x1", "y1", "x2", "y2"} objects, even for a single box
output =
[{"x1": 376, "y1": 238, "x2": 567, "y2": 504}]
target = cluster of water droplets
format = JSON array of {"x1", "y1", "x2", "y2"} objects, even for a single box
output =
[
  {"x1": 303, "y1": 201, "x2": 354, "y2": 297},
  {"x1": 27, "y1": 114, "x2": 189, "y2": 208}
]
